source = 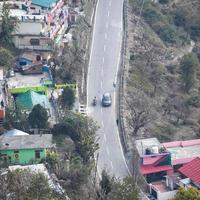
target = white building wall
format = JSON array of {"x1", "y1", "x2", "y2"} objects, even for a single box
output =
[
  {"x1": 157, "y1": 190, "x2": 177, "y2": 200},
  {"x1": 12, "y1": 35, "x2": 52, "y2": 50},
  {"x1": 14, "y1": 21, "x2": 44, "y2": 35}
]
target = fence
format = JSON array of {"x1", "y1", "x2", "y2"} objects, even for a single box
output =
[{"x1": 118, "y1": 0, "x2": 129, "y2": 153}]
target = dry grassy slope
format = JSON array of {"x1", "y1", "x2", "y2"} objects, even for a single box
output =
[{"x1": 125, "y1": 0, "x2": 200, "y2": 142}]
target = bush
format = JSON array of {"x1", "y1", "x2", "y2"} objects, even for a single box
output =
[
  {"x1": 187, "y1": 96, "x2": 200, "y2": 108},
  {"x1": 61, "y1": 88, "x2": 75, "y2": 110},
  {"x1": 159, "y1": 0, "x2": 169, "y2": 4}
]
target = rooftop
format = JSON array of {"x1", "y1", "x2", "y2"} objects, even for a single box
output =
[
  {"x1": 32, "y1": 0, "x2": 57, "y2": 8},
  {"x1": 8, "y1": 72, "x2": 50, "y2": 89},
  {"x1": 0, "y1": 134, "x2": 52, "y2": 150},
  {"x1": 135, "y1": 137, "x2": 162, "y2": 156},
  {"x1": 151, "y1": 181, "x2": 171, "y2": 193},
  {"x1": 140, "y1": 165, "x2": 173, "y2": 175},
  {"x1": 178, "y1": 157, "x2": 200, "y2": 186},
  {"x1": 16, "y1": 90, "x2": 51, "y2": 110},
  {"x1": 163, "y1": 139, "x2": 200, "y2": 165},
  {"x1": 3, "y1": 129, "x2": 29, "y2": 137}
]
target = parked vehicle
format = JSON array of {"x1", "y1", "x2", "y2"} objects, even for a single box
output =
[{"x1": 102, "y1": 93, "x2": 112, "y2": 107}]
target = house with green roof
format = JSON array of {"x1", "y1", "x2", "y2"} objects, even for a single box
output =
[
  {"x1": 31, "y1": 0, "x2": 58, "y2": 9},
  {"x1": 16, "y1": 91, "x2": 50, "y2": 111},
  {"x1": 0, "y1": 134, "x2": 53, "y2": 165}
]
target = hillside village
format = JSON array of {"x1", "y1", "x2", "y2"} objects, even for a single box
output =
[
  {"x1": 0, "y1": 0, "x2": 200, "y2": 200},
  {"x1": 0, "y1": 0, "x2": 97, "y2": 199}
]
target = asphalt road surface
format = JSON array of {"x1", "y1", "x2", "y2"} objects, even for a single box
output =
[{"x1": 87, "y1": 0, "x2": 129, "y2": 178}]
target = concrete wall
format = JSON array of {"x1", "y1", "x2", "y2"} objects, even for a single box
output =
[
  {"x1": 157, "y1": 190, "x2": 177, "y2": 200},
  {"x1": 0, "y1": 148, "x2": 46, "y2": 165},
  {"x1": 14, "y1": 21, "x2": 44, "y2": 35},
  {"x1": 12, "y1": 35, "x2": 52, "y2": 50}
]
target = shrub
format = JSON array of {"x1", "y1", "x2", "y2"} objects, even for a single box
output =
[{"x1": 187, "y1": 96, "x2": 200, "y2": 108}]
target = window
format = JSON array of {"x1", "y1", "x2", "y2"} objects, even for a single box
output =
[
  {"x1": 14, "y1": 150, "x2": 19, "y2": 154},
  {"x1": 35, "y1": 150, "x2": 41, "y2": 159},
  {"x1": 30, "y1": 39, "x2": 40, "y2": 46}
]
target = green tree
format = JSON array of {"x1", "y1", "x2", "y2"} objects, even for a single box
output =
[
  {"x1": 0, "y1": 47, "x2": 14, "y2": 69},
  {"x1": 27, "y1": 173, "x2": 52, "y2": 200},
  {"x1": 0, "y1": 1, "x2": 16, "y2": 47},
  {"x1": 100, "y1": 170, "x2": 113, "y2": 196},
  {"x1": 180, "y1": 53, "x2": 200, "y2": 93},
  {"x1": 171, "y1": 186, "x2": 200, "y2": 200},
  {"x1": 61, "y1": 88, "x2": 76, "y2": 110},
  {"x1": 106, "y1": 177, "x2": 139, "y2": 200},
  {"x1": 0, "y1": 169, "x2": 65, "y2": 200},
  {"x1": 28, "y1": 104, "x2": 49, "y2": 129},
  {"x1": 52, "y1": 112, "x2": 99, "y2": 163},
  {"x1": 3, "y1": 107, "x2": 29, "y2": 131}
]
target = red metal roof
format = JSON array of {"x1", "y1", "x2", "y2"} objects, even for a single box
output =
[
  {"x1": 178, "y1": 157, "x2": 200, "y2": 185},
  {"x1": 172, "y1": 157, "x2": 196, "y2": 166},
  {"x1": 140, "y1": 165, "x2": 173, "y2": 175},
  {"x1": 143, "y1": 155, "x2": 165, "y2": 165},
  {"x1": 163, "y1": 139, "x2": 200, "y2": 148}
]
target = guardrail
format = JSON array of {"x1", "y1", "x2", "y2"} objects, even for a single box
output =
[{"x1": 117, "y1": 0, "x2": 129, "y2": 153}]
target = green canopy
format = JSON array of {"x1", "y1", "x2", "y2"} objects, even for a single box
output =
[{"x1": 16, "y1": 91, "x2": 50, "y2": 111}]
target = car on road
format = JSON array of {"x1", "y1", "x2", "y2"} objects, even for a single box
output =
[{"x1": 102, "y1": 93, "x2": 112, "y2": 107}]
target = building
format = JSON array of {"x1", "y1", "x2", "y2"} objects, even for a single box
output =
[
  {"x1": 16, "y1": 90, "x2": 51, "y2": 111},
  {"x1": 0, "y1": 0, "x2": 69, "y2": 50},
  {"x1": 136, "y1": 138, "x2": 200, "y2": 200},
  {"x1": 163, "y1": 139, "x2": 200, "y2": 170},
  {"x1": 0, "y1": 134, "x2": 53, "y2": 165},
  {"x1": 135, "y1": 138, "x2": 173, "y2": 183},
  {"x1": 178, "y1": 157, "x2": 200, "y2": 188},
  {"x1": 3, "y1": 129, "x2": 29, "y2": 137}
]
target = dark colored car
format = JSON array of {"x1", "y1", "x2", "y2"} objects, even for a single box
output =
[{"x1": 102, "y1": 93, "x2": 112, "y2": 107}]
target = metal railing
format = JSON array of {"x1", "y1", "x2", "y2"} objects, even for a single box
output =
[{"x1": 117, "y1": 0, "x2": 129, "y2": 153}]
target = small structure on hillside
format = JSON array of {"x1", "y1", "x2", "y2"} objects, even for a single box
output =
[
  {"x1": 16, "y1": 90, "x2": 51, "y2": 111},
  {"x1": 0, "y1": 134, "x2": 53, "y2": 165},
  {"x1": 3, "y1": 129, "x2": 29, "y2": 137}
]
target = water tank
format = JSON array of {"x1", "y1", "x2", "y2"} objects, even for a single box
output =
[
  {"x1": 145, "y1": 148, "x2": 152, "y2": 155},
  {"x1": 152, "y1": 146, "x2": 159, "y2": 154}
]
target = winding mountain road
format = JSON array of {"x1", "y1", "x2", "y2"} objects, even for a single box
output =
[{"x1": 87, "y1": 0, "x2": 129, "y2": 178}]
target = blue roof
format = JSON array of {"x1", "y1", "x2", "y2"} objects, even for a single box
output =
[{"x1": 31, "y1": 0, "x2": 57, "y2": 8}]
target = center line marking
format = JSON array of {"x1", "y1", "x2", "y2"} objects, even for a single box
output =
[
  {"x1": 105, "y1": 33, "x2": 107, "y2": 40},
  {"x1": 111, "y1": 161, "x2": 114, "y2": 169},
  {"x1": 103, "y1": 134, "x2": 107, "y2": 141},
  {"x1": 106, "y1": 147, "x2": 110, "y2": 155},
  {"x1": 101, "y1": 121, "x2": 104, "y2": 128},
  {"x1": 101, "y1": 68, "x2": 103, "y2": 76},
  {"x1": 107, "y1": 11, "x2": 110, "y2": 17},
  {"x1": 103, "y1": 45, "x2": 106, "y2": 52}
]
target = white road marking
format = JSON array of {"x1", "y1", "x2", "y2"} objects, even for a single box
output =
[
  {"x1": 110, "y1": 161, "x2": 114, "y2": 169},
  {"x1": 103, "y1": 134, "x2": 107, "y2": 141},
  {"x1": 102, "y1": 57, "x2": 105, "y2": 64},
  {"x1": 101, "y1": 107, "x2": 103, "y2": 113},
  {"x1": 105, "y1": 33, "x2": 108, "y2": 40},
  {"x1": 87, "y1": 0, "x2": 99, "y2": 108},
  {"x1": 101, "y1": 121, "x2": 104, "y2": 128},
  {"x1": 103, "y1": 45, "x2": 106, "y2": 52},
  {"x1": 106, "y1": 147, "x2": 110, "y2": 155},
  {"x1": 107, "y1": 11, "x2": 110, "y2": 17}
]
